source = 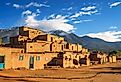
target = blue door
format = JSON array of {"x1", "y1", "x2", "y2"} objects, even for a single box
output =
[{"x1": 0, "y1": 63, "x2": 4, "y2": 69}]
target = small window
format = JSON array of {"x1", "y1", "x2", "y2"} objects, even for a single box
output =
[
  {"x1": 19, "y1": 55, "x2": 24, "y2": 61},
  {"x1": 21, "y1": 50, "x2": 24, "y2": 53},
  {"x1": 75, "y1": 55, "x2": 78, "y2": 58},
  {"x1": 51, "y1": 37, "x2": 53, "y2": 41},
  {"x1": 31, "y1": 31, "x2": 35, "y2": 33},
  {"x1": 72, "y1": 46, "x2": 73, "y2": 50},
  {"x1": 45, "y1": 58, "x2": 48, "y2": 61},
  {"x1": 36, "y1": 56, "x2": 40, "y2": 61},
  {"x1": 65, "y1": 56, "x2": 68, "y2": 60},
  {"x1": 66, "y1": 43, "x2": 69, "y2": 49},
  {"x1": 79, "y1": 56, "x2": 81, "y2": 59},
  {"x1": 30, "y1": 46, "x2": 32, "y2": 48},
  {"x1": 61, "y1": 45, "x2": 63, "y2": 50}
]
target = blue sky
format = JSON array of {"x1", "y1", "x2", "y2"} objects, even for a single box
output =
[{"x1": 0, "y1": 0, "x2": 121, "y2": 42}]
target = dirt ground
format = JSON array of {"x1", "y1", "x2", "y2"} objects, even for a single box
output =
[{"x1": 0, "y1": 61, "x2": 121, "y2": 82}]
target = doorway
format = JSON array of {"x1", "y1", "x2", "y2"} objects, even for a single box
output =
[
  {"x1": 0, "y1": 56, "x2": 5, "y2": 69},
  {"x1": 29, "y1": 56, "x2": 34, "y2": 69}
]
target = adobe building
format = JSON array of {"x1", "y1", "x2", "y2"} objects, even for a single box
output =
[
  {"x1": 0, "y1": 26, "x2": 115, "y2": 69},
  {"x1": 89, "y1": 51, "x2": 108, "y2": 65},
  {"x1": 108, "y1": 55, "x2": 117, "y2": 63},
  {"x1": 46, "y1": 43, "x2": 90, "y2": 68},
  {"x1": 79, "y1": 48, "x2": 90, "y2": 66}
]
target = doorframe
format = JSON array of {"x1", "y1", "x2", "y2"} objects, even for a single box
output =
[
  {"x1": 0, "y1": 55, "x2": 5, "y2": 69},
  {"x1": 29, "y1": 56, "x2": 34, "y2": 69}
]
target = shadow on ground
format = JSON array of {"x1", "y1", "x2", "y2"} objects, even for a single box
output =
[{"x1": 91, "y1": 67, "x2": 121, "y2": 74}]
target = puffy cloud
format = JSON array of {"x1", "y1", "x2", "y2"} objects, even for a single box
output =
[
  {"x1": 25, "y1": 14, "x2": 39, "y2": 27},
  {"x1": 25, "y1": 14, "x2": 75, "y2": 32},
  {"x1": 110, "y1": 1, "x2": 121, "y2": 8},
  {"x1": 13, "y1": 4, "x2": 22, "y2": 8},
  {"x1": 70, "y1": 10, "x2": 98, "y2": 18},
  {"x1": 81, "y1": 6, "x2": 96, "y2": 11},
  {"x1": 22, "y1": 9, "x2": 41, "y2": 18},
  {"x1": 48, "y1": 14, "x2": 55, "y2": 19},
  {"x1": 70, "y1": 5, "x2": 98, "y2": 18},
  {"x1": 81, "y1": 31, "x2": 121, "y2": 42},
  {"x1": 22, "y1": 10, "x2": 32, "y2": 16},
  {"x1": 36, "y1": 9, "x2": 41, "y2": 13}
]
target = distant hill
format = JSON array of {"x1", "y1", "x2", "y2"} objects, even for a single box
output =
[{"x1": 49, "y1": 30, "x2": 121, "y2": 53}]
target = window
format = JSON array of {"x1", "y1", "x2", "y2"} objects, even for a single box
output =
[
  {"x1": 72, "y1": 46, "x2": 73, "y2": 50},
  {"x1": 0, "y1": 56, "x2": 4, "y2": 63},
  {"x1": 75, "y1": 55, "x2": 78, "y2": 58},
  {"x1": 61, "y1": 45, "x2": 63, "y2": 50},
  {"x1": 65, "y1": 56, "x2": 68, "y2": 60},
  {"x1": 20, "y1": 36, "x2": 23, "y2": 39},
  {"x1": 31, "y1": 31, "x2": 35, "y2": 33},
  {"x1": 79, "y1": 56, "x2": 81, "y2": 59},
  {"x1": 45, "y1": 57, "x2": 49, "y2": 61},
  {"x1": 51, "y1": 37, "x2": 53, "y2": 41},
  {"x1": 36, "y1": 56, "x2": 40, "y2": 61},
  {"x1": 2, "y1": 36, "x2": 10, "y2": 44},
  {"x1": 19, "y1": 55, "x2": 24, "y2": 61},
  {"x1": 66, "y1": 43, "x2": 69, "y2": 49},
  {"x1": 30, "y1": 46, "x2": 32, "y2": 48},
  {"x1": 21, "y1": 50, "x2": 24, "y2": 53}
]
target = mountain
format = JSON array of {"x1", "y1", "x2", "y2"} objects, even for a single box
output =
[
  {"x1": 0, "y1": 27, "x2": 121, "y2": 53},
  {"x1": 49, "y1": 30, "x2": 121, "y2": 53},
  {"x1": 81, "y1": 36, "x2": 121, "y2": 53},
  {"x1": 49, "y1": 30, "x2": 82, "y2": 44}
]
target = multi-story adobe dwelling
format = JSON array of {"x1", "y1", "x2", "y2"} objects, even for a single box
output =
[
  {"x1": 0, "y1": 26, "x2": 91, "y2": 69},
  {"x1": 89, "y1": 51, "x2": 116, "y2": 65}
]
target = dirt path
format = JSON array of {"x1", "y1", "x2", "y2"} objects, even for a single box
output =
[{"x1": 0, "y1": 61, "x2": 121, "y2": 82}]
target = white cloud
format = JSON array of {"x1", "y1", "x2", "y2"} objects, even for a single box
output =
[
  {"x1": 70, "y1": 10, "x2": 98, "y2": 18},
  {"x1": 48, "y1": 14, "x2": 68, "y2": 19},
  {"x1": 36, "y1": 9, "x2": 41, "y2": 13},
  {"x1": 109, "y1": 26, "x2": 118, "y2": 29},
  {"x1": 81, "y1": 31, "x2": 121, "y2": 42},
  {"x1": 12, "y1": 2, "x2": 49, "y2": 9},
  {"x1": 73, "y1": 20, "x2": 92, "y2": 24},
  {"x1": 83, "y1": 20, "x2": 93, "y2": 22},
  {"x1": 25, "y1": 2, "x2": 34, "y2": 8},
  {"x1": 13, "y1": 4, "x2": 22, "y2": 8},
  {"x1": 48, "y1": 14, "x2": 55, "y2": 19},
  {"x1": 73, "y1": 20, "x2": 83, "y2": 24},
  {"x1": 70, "y1": 5, "x2": 98, "y2": 19},
  {"x1": 67, "y1": 7, "x2": 73, "y2": 10},
  {"x1": 6, "y1": 3, "x2": 11, "y2": 5},
  {"x1": 25, "y1": 2, "x2": 50, "y2": 8},
  {"x1": 62, "y1": 8, "x2": 66, "y2": 11},
  {"x1": 25, "y1": 14, "x2": 39, "y2": 27},
  {"x1": 81, "y1": 6, "x2": 96, "y2": 11},
  {"x1": 62, "y1": 7, "x2": 72, "y2": 11},
  {"x1": 110, "y1": 1, "x2": 121, "y2": 8},
  {"x1": 25, "y1": 14, "x2": 75, "y2": 32},
  {"x1": 22, "y1": 10, "x2": 32, "y2": 16}
]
